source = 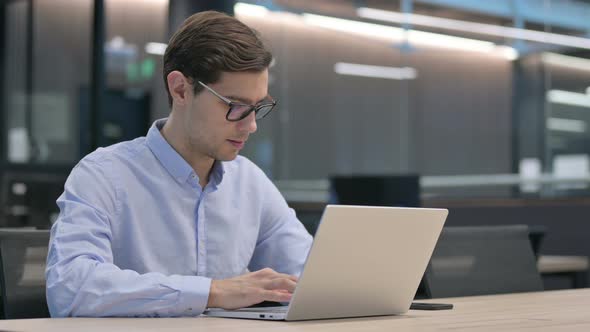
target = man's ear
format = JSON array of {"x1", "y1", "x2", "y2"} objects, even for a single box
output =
[{"x1": 167, "y1": 71, "x2": 192, "y2": 107}]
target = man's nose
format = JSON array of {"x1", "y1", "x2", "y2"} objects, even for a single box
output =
[{"x1": 239, "y1": 111, "x2": 257, "y2": 134}]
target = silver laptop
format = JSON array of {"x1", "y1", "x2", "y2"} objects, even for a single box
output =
[{"x1": 204, "y1": 205, "x2": 448, "y2": 321}]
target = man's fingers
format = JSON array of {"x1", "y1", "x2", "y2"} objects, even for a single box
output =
[
  {"x1": 253, "y1": 268, "x2": 276, "y2": 277},
  {"x1": 251, "y1": 269, "x2": 298, "y2": 283},
  {"x1": 266, "y1": 272, "x2": 299, "y2": 283},
  {"x1": 264, "y1": 278, "x2": 297, "y2": 293},
  {"x1": 262, "y1": 289, "x2": 292, "y2": 303},
  {"x1": 273, "y1": 273, "x2": 298, "y2": 282}
]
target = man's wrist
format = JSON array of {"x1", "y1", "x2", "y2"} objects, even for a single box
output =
[{"x1": 207, "y1": 279, "x2": 220, "y2": 308}]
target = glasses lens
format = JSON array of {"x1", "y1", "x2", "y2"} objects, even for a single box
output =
[
  {"x1": 255, "y1": 104, "x2": 275, "y2": 120},
  {"x1": 227, "y1": 104, "x2": 254, "y2": 121}
]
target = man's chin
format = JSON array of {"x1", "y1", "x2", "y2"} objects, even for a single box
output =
[{"x1": 215, "y1": 151, "x2": 240, "y2": 162}]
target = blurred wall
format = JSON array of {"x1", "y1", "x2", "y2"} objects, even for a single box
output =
[{"x1": 237, "y1": 14, "x2": 513, "y2": 180}]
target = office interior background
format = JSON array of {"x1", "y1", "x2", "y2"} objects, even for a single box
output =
[{"x1": 1, "y1": 0, "x2": 590, "y2": 291}]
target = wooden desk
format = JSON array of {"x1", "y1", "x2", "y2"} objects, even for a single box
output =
[{"x1": 1, "y1": 289, "x2": 589, "y2": 331}]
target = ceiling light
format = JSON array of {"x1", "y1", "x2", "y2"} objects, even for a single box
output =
[
  {"x1": 302, "y1": 13, "x2": 403, "y2": 41},
  {"x1": 145, "y1": 42, "x2": 167, "y2": 56},
  {"x1": 358, "y1": 7, "x2": 590, "y2": 50},
  {"x1": 541, "y1": 53, "x2": 590, "y2": 72},
  {"x1": 547, "y1": 118, "x2": 586, "y2": 133},
  {"x1": 334, "y1": 63, "x2": 417, "y2": 80},
  {"x1": 547, "y1": 90, "x2": 590, "y2": 108},
  {"x1": 234, "y1": 3, "x2": 269, "y2": 17},
  {"x1": 233, "y1": 3, "x2": 517, "y2": 60},
  {"x1": 302, "y1": 13, "x2": 517, "y2": 60}
]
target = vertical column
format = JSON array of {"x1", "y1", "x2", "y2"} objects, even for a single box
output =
[
  {"x1": 398, "y1": 0, "x2": 413, "y2": 172},
  {"x1": 0, "y1": 0, "x2": 6, "y2": 164},
  {"x1": 168, "y1": 0, "x2": 236, "y2": 38},
  {"x1": 25, "y1": 0, "x2": 35, "y2": 160},
  {"x1": 90, "y1": 0, "x2": 105, "y2": 151}
]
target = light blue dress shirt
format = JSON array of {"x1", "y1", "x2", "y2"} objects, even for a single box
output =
[{"x1": 46, "y1": 118, "x2": 313, "y2": 317}]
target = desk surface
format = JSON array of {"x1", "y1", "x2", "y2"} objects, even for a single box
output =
[{"x1": 1, "y1": 289, "x2": 589, "y2": 331}]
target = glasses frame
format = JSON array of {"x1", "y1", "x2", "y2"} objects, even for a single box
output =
[{"x1": 197, "y1": 81, "x2": 277, "y2": 122}]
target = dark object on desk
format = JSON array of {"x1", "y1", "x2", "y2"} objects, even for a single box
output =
[
  {"x1": 423, "y1": 225, "x2": 543, "y2": 298},
  {"x1": 330, "y1": 175, "x2": 420, "y2": 207},
  {"x1": 0, "y1": 229, "x2": 50, "y2": 319},
  {"x1": 410, "y1": 302, "x2": 453, "y2": 310}
]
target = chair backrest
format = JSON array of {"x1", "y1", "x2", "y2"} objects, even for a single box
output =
[
  {"x1": 424, "y1": 225, "x2": 543, "y2": 298},
  {"x1": 528, "y1": 225, "x2": 547, "y2": 259},
  {"x1": 0, "y1": 229, "x2": 50, "y2": 319}
]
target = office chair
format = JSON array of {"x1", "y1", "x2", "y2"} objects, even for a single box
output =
[
  {"x1": 0, "y1": 229, "x2": 50, "y2": 319},
  {"x1": 528, "y1": 225, "x2": 547, "y2": 259},
  {"x1": 424, "y1": 225, "x2": 543, "y2": 298}
]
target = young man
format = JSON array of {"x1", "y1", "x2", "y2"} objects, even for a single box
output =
[{"x1": 45, "y1": 11, "x2": 313, "y2": 317}]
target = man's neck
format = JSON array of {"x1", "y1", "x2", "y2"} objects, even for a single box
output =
[{"x1": 161, "y1": 115, "x2": 214, "y2": 188}]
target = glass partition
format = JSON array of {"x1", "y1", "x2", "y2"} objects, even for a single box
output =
[
  {"x1": 2, "y1": 0, "x2": 590, "y2": 201},
  {"x1": 232, "y1": 0, "x2": 590, "y2": 201},
  {"x1": 2, "y1": 0, "x2": 92, "y2": 165}
]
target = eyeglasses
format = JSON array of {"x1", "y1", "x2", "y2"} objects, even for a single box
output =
[{"x1": 198, "y1": 81, "x2": 277, "y2": 122}]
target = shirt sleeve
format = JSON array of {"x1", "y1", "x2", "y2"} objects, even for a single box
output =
[
  {"x1": 45, "y1": 156, "x2": 211, "y2": 317},
  {"x1": 247, "y1": 168, "x2": 313, "y2": 276}
]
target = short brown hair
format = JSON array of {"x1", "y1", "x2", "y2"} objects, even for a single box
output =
[{"x1": 163, "y1": 11, "x2": 272, "y2": 107}]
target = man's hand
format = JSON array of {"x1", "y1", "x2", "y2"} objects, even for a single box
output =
[{"x1": 207, "y1": 268, "x2": 298, "y2": 310}]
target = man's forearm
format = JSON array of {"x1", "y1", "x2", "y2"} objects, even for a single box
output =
[{"x1": 47, "y1": 257, "x2": 211, "y2": 317}]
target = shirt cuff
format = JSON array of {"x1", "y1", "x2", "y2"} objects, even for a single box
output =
[{"x1": 167, "y1": 275, "x2": 212, "y2": 316}]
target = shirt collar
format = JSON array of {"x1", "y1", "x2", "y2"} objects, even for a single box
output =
[
  {"x1": 209, "y1": 160, "x2": 225, "y2": 188},
  {"x1": 146, "y1": 118, "x2": 226, "y2": 186}
]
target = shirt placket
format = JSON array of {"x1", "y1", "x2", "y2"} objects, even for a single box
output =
[
  {"x1": 196, "y1": 195, "x2": 207, "y2": 276},
  {"x1": 191, "y1": 174, "x2": 207, "y2": 276}
]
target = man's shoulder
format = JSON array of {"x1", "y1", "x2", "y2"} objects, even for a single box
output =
[
  {"x1": 68, "y1": 137, "x2": 149, "y2": 194},
  {"x1": 81, "y1": 137, "x2": 148, "y2": 166}
]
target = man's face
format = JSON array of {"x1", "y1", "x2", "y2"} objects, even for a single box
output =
[{"x1": 182, "y1": 70, "x2": 269, "y2": 161}]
